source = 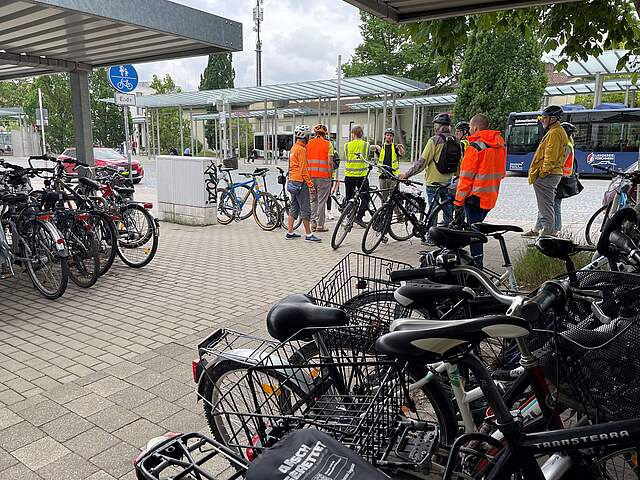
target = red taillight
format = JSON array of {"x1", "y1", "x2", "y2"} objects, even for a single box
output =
[
  {"x1": 76, "y1": 213, "x2": 90, "y2": 221},
  {"x1": 246, "y1": 435, "x2": 260, "y2": 462},
  {"x1": 143, "y1": 202, "x2": 153, "y2": 210},
  {"x1": 37, "y1": 214, "x2": 53, "y2": 221},
  {"x1": 111, "y1": 215, "x2": 121, "y2": 221},
  {"x1": 192, "y1": 359, "x2": 200, "y2": 383},
  {"x1": 56, "y1": 238, "x2": 65, "y2": 244}
]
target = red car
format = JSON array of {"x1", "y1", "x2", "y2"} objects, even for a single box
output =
[{"x1": 58, "y1": 147, "x2": 144, "y2": 184}]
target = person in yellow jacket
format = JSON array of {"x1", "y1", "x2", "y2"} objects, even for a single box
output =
[
  {"x1": 524, "y1": 105, "x2": 568, "y2": 237},
  {"x1": 343, "y1": 125, "x2": 370, "y2": 226},
  {"x1": 374, "y1": 128, "x2": 405, "y2": 202}
]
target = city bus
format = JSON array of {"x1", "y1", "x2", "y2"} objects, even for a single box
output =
[{"x1": 506, "y1": 106, "x2": 640, "y2": 175}]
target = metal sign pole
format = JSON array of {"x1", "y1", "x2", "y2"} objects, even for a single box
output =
[
  {"x1": 123, "y1": 106, "x2": 132, "y2": 183},
  {"x1": 37, "y1": 87, "x2": 46, "y2": 154}
]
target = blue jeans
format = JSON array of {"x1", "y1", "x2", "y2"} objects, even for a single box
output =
[
  {"x1": 426, "y1": 186, "x2": 453, "y2": 224},
  {"x1": 465, "y1": 203, "x2": 489, "y2": 267},
  {"x1": 534, "y1": 196, "x2": 562, "y2": 233}
]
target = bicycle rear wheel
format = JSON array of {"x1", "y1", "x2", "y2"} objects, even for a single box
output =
[
  {"x1": 24, "y1": 220, "x2": 69, "y2": 299},
  {"x1": 67, "y1": 222, "x2": 100, "y2": 288},
  {"x1": 91, "y1": 212, "x2": 117, "y2": 277},
  {"x1": 585, "y1": 204, "x2": 610, "y2": 246},
  {"x1": 362, "y1": 204, "x2": 392, "y2": 254},
  {"x1": 116, "y1": 204, "x2": 158, "y2": 268},
  {"x1": 331, "y1": 200, "x2": 358, "y2": 250},
  {"x1": 253, "y1": 193, "x2": 281, "y2": 231},
  {"x1": 427, "y1": 199, "x2": 455, "y2": 230}
]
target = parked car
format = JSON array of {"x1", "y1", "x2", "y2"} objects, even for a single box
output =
[{"x1": 58, "y1": 147, "x2": 144, "y2": 183}]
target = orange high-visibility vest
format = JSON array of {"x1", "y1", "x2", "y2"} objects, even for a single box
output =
[
  {"x1": 454, "y1": 130, "x2": 506, "y2": 211},
  {"x1": 562, "y1": 142, "x2": 574, "y2": 176},
  {"x1": 306, "y1": 137, "x2": 331, "y2": 179}
]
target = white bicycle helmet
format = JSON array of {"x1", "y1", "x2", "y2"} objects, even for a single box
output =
[{"x1": 294, "y1": 124, "x2": 311, "y2": 139}]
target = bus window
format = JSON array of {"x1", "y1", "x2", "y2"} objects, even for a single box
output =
[
  {"x1": 507, "y1": 124, "x2": 540, "y2": 154},
  {"x1": 587, "y1": 122, "x2": 640, "y2": 152}
]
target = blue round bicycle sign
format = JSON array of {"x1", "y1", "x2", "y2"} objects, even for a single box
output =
[{"x1": 108, "y1": 65, "x2": 138, "y2": 93}]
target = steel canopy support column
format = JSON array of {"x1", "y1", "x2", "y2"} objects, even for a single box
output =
[
  {"x1": 156, "y1": 109, "x2": 161, "y2": 156},
  {"x1": 179, "y1": 106, "x2": 184, "y2": 153},
  {"x1": 237, "y1": 117, "x2": 241, "y2": 158},
  {"x1": 366, "y1": 107, "x2": 371, "y2": 140},
  {"x1": 69, "y1": 70, "x2": 94, "y2": 166},
  {"x1": 418, "y1": 107, "x2": 425, "y2": 161},
  {"x1": 382, "y1": 93, "x2": 388, "y2": 134},
  {"x1": 593, "y1": 72, "x2": 604, "y2": 108},
  {"x1": 336, "y1": 54, "x2": 342, "y2": 156},
  {"x1": 189, "y1": 108, "x2": 194, "y2": 155},
  {"x1": 391, "y1": 94, "x2": 397, "y2": 132},
  {"x1": 411, "y1": 103, "x2": 417, "y2": 161}
]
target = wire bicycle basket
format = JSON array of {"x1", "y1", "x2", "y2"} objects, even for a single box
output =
[
  {"x1": 537, "y1": 270, "x2": 640, "y2": 422},
  {"x1": 207, "y1": 325, "x2": 409, "y2": 466},
  {"x1": 306, "y1": 253, "x2": 413, "y2": 339}
]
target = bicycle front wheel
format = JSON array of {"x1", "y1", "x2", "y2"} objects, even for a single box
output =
[
  {"x1": 427, "y1": 199, "x2": 455, "y2": 230},
  {"x1": 585, "y1": 204, "x2": 610, "y2": 246},
  {"x1": 362, "y1": 203, "x2": 392, "y2": 254},
  {"x1": 235, "y1": 185, "x2": 255, "y2": 220},
  {"x1": 67, "y1": 223, "x2": 100, "y2": 288},
  {"x1": 24, "y1": 220, "x2": 69, "y2": 299},
  {"x1": 331, "y1": 200, "x2": 358, "y2": 250},
  {"x1": 217, "y1": 188, "x2": 235, "y2": 225},
  {"x1": 389, "y1": 195, "x2": 426, "y2": 242},
  {"x1": 116, "y1": 204, "x2": 159, "y2": 268},
  {"x1": 253, "y1": 193, "x2": 281, "y2": 231}
]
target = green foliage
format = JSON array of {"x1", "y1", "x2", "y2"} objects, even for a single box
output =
[
  {"x1": 149, "y1": 74, "x2": 191, "y2": 154},
  {"x1": 90, "y1": 68, "x2": 127, "y2": 149},
  {"x1": 514, "y1": 246, "x2": 592, "y2": 289},
  {"x1": 404, "y1": 0, "x2": 640, "y2": 76},
  {"x1": 342, "y1": 12, "x2": 456, "y2": 88},
  {"x1": 199, "y1": 54, "x2": 235, "y2": 149},
  {"x1": 454, "y1": 27, "x2": 547, "y2": 130}
]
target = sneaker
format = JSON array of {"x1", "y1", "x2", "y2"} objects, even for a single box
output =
[
  {"x1": 305, "y1": 234, "x2": 322, "y2": 242},
  {"x1": 521, "y1": 229, "x2": 538, "y2": 238},
  {"x1": 286, "y1": 232, "x2": 301, "y2": 240}
]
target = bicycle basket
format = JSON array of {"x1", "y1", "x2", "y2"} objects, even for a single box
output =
[
  {"x1": 307, "y1": 253, "x2": 413, "y2": 338},
  {"x1": 206, "y1": 325, "x2": 408, "y2": 466},
  {"x1": 537, "y1": 270, "x2": 640, "y2": 422},
  {"x1": 223, "y1": 156, "x2": 239, "y2": 170}
]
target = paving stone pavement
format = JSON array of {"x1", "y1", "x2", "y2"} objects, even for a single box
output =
[{"x1": 0, "y1": 217, "x2": 529, "y2": 478}]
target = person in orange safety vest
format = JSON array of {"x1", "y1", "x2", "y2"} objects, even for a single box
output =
[
  {"x1": 307, "y1": 124, "x2": 334, "y2": 232},
  {"x1": 453, "y1": 113, "x2": 506, "y2": 267}
]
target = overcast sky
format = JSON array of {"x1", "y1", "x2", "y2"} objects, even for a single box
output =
[{"x1": 135, "y1": 0, "x2": 363, "y2": 91}]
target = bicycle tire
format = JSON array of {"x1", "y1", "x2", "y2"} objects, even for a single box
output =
[
  {"x1": 116, "y1": 204, "x2": 159, "y2": 268},
  {"x1": 277, "y1": 199, "x2": 303, "y2": 230},
  {"x1": 201, "y1": 359, "x2": 307, "y2": 452},
  {"x1": 253, "y1": 192, "x2": 281, "y2": 231},
  {"x1": 91, "y1": 211, "x2": 118, "y2": 277},
  {"x1": 67, "y1": 223, "x2": 100, "y2": 288},
  {"x1": 24, "y1": 220, "x2": 69, "y2": 299},
  {"x1": 331, "y1": 200, "x2": 358, "y2": 250},
  {"x1": 585, "y1": 204, "x2": 610, "y2": 246},
  {"x1": 426, "y1": 199, "x2": 456, "y2": 231},
  {"x1": 235, "y1": 185, "x2": 255, "y2": 221},
  {"x1": 389, "y1": 195, "x2": 427, "y2": 242},
  {"x1": 362, "y1": 204, "x2": 392, "y2": 254},
  {"x1": 366, "y1": 189, "x2": 384, "y2": 217},
  {"x1": 217, "y1": 188, "x2": 235, "y2": 225}
]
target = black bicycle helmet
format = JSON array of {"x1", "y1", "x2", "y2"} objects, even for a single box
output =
[
  {"x1": 433, "y1": 113, "x2": 451, "y2": 125},
  {"x1": 541, "y1": 105, "x2": 563, "y2": 119},
  {"x1": 455, "y1": 121, "x2": 470, "y2": 133},
  {"x1": 561, "y1": 122, "x2": 576, "y2": 136}
]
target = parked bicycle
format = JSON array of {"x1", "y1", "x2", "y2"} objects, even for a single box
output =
[{"x1": 274, "y1": 167, "x2": 301, "y2": 230}]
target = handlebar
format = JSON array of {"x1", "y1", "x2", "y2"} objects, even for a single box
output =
[{"x1": 596, "y1": 207, "x2": 638, "y2": 257}]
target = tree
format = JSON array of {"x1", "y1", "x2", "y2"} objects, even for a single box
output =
[
  {"x1": 199, "y1": 53, "x2": 235, "y2": 149},
  {"x1": 405, "y1": 0, "x2": 640, "y2": 75},
  {"x1": 342, "y1": 12, "x2": 453, "y2": 88},
  {"x1": 454, "y1": 27, "x2": 547, "y2": 130},
  {"x1": 90, "y1": 68, "x2": 126, "y2": 148},
  {"x1": 149, "y1": 74, "x2": 191, "y2": 153}
]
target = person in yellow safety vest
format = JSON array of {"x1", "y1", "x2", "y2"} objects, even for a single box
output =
[
  {"x1": 343, "y1": 125, "x2": 370, "y2": 227},
  {"x1": 374, "y1": 128, "x2": 406, "y2": 202},
  {"x1": 532, "y1": 122, "x2": 576, "y2": 236},
  {"x1": 307, "y1": 124, "x2": 334, "y2": 233},
  {"x1": 455, "y1": 121, "x2": 471, "y2": 157}
]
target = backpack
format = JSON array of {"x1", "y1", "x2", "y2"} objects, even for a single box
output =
[{"x1": 435, "y1": 134, "x2": 462, "y2": 174}]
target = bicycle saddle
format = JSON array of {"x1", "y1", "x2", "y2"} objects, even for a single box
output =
[
  {"x1": 266, "y1": 294, "x2": 348, "y2": 342},
  {"x1": 113, "y1": 185, "x2": 134, "y2": 196},
  {"x1": 1, "y1": 192, "x2": 28, "y2": 204},
  {"x1": 376, "y1": 315, "x2": 529, "y2": 362},
  {"x1": 253, "y1": 168, "x2": 269, "y2": 176},
  {"x1": 219, "y1": 167, "x2": 235, "y2": 172},
  {"x1": 79, "y1": 177, "x2": 101, "y2": 190},
  {"x1": 429, "y1": 227, "x2": 487, "y2": 250},
  {"x1": 473, "y1": 223, "x2": 523, "y2": 235},
  {"x1": 534, "y1": 236, "x2": 593, "y2": 260},
  {"x1": 394, "y1": 281, "x2": 475, "y2": 310}
]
